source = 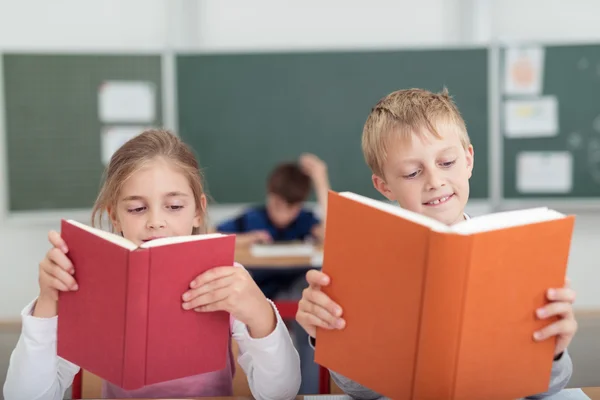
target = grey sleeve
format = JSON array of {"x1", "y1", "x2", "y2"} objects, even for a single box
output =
[
  {"x1": 525, "y1": 350, "x2": 573, "y2": 399},
  {"x1": 307, "y1": 336, "x2": 384, "y2": 400},
  {"x1": 329, "y1": 370, "x2": 385, "y2": 400}
]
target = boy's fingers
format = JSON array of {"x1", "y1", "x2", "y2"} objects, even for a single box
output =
[
  {"x1": 301, "y1": 298, "x2": 343, "y2": 328},
  {"x1": 534, "y1": 319, "x2": 577, "y2": 341},
  {"x1": 306, "y1": 269, "x2": 330, "y2": 286},
  {"x1": 537, "y1": 302, "x2": 573, "y2": 319},
  {"x1": 547, "y1": 288, "x2": 576, "y2": 303},
  {"x1": 297, "y1": 310, "x2": 335, "y2": 331},
  {"x1": 304, "y1": 288, "x2": 342, "y2": 317},
  {"x1": 564, "y1": 277, "x2": 571, "y2": 288},
  {"x1": 48, "y1": 231, "x2": 68, "y2": 253}
]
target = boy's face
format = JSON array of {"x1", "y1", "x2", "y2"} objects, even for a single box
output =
[
  {"x1": 372, "y1": 124, "x2": 474, "y2": 226},
  {"x1": 266, "y1": 193, "x2": 303, "y2": 229}
]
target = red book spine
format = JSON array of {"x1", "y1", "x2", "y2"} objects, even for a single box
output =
[{"x1": 121, "y1": 249, "x2": 151, "y2": 390}]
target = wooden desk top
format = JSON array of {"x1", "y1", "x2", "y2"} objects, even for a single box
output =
[
  {"x1": 234, "y1": 244, "x2": 323, "y2": 268},
  {"x1": 92, "y1": 390, "x2": 600, "y2": 399}
]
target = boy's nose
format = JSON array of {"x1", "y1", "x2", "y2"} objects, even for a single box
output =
[{"x1": 425, "y1": 171, "x2": 444, "y2": 190}]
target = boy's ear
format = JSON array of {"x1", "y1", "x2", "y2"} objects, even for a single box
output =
[
  {"x1": 194, "y1": 194, "x2": 207, "y2": 228},
  {"x1": 466, "y1": 145, "x2": 474, "y2": 179},
  {"x1": 372, "y1": 174, "x2": 397, "y2": 201}
]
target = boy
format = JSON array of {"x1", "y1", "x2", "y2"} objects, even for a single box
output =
[
  {"x1": 216, "y1": 153, "x2": 330, "y2": 246},
  {"x1": 296, "y1": 88, "x2": 578, "y2": 398}
]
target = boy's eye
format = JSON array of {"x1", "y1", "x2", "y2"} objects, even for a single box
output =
[
  {"x1": 128, "y1": 206, "x2": 146, "y2": 214},
  {"x1": 168, "y1": 205, "x2": 184, "y2": 211},
  {"x1": 441, "y1": 160, "x2": 456, "y2": 167},
  {"x1": 403, "y1": 170, "x2": 420, "y2": 179}
]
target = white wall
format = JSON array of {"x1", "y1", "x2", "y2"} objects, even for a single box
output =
[
  {"x1": 1, "y1": 0, "x2": 600, "y2": 318},
  {"x1": 492, "y1": 0, "x2": 600, "y2": 43}
]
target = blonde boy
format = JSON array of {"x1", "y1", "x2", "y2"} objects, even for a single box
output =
[{"x1": 296, "y1": 88, "x2": 578, "y2": 398}]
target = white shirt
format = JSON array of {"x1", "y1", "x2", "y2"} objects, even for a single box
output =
[{"x1": 3, "y1": 298, "x2": 301, "y2": 400}]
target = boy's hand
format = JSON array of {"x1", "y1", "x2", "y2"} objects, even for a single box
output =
[
  {"x1": 182, "y1": 266, "x2": 276, "y2": 338},
  {"x1": 534, "y1": 278, "x2": 577, "y2": 356},
  {"x1": 296, "y1": 269, "x2": 345, "y2": 338},
  {"x1": 299, "y1": 153, "x2": 328, "y2": 184}
]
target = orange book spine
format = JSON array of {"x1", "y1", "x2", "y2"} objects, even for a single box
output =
[
  {"x1": 412, "y1": 232, "x2": 474, "y2": 400},
  {"x1": 121, "y1": 249, "x2": 151, "y2": 390}
]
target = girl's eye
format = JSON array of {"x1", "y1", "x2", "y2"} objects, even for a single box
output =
[
  {"x1": 128, "y1": 206, "x2": 146, "y2": 214},
  {"x1": 169, "y1": 205, "x2": 184, "y2": 211}
]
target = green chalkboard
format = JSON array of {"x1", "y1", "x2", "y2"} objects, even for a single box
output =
[
  {"x1": 4, "y1": 54, "x2": 162, "y2": 211},
  {"x1": 177, "y1": 49, "x2": 489, "y2": 204},
  {"x1": 503, "y1": 44, "x2": 600, "y2": 199}
]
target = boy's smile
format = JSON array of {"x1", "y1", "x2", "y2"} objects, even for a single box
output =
[{"x1": 372, "y1": 123, "x2": 474, "y2": 226}]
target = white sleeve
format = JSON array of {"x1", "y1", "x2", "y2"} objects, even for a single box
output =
[
  {"x1": 232, "y1": 300, "x2": 301, "y2": 400},
  {"x1": 3, "y1": 299, "x2": 80, "y2": 400}
]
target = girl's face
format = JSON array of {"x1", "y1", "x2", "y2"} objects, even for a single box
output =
[{"x1": 110, "y1": 158, "x2": 205, "y2": 245}]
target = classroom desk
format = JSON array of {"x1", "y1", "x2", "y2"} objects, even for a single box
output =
[
  {"x1": 82, "y1": 390, "x2": 600, "y2": 400},
  {"x1": 234, "y1": 244, "x2": 323, "y2": 268}
]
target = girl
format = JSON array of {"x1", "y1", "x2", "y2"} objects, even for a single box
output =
[{"x1": 3, "y1": 129, "x2": 301, "y2": 400}]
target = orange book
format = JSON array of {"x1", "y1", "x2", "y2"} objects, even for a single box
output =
[{"x1": 314, "y1": 191, "x2": 575, "y2": 400}]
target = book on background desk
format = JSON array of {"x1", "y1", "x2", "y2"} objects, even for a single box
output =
[
  {"x1": 250, "y1": 242, "x2": 316, "y2": 258},
  {"x1": 314, "y1": 191, "x2": 575, "y2": 400},
  {"x1": 58, "y1": 219, "x2": 235, "y2": 390}
]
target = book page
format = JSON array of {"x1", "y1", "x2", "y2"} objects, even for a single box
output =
[
  {"x1": 140, "y1": 233, "x2": 226, "y2": 248},
  {"x1": 451, "y1": 208, "x2": 565, "y2": 235},
  {"x1": 339, "y1": 192, "x2": 450, "y2": 232},
  {"x1": 66, "y1": 219, "x2": 137, "y2": 250}
]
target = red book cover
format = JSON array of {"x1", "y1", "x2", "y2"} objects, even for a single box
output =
[{"x1": 57, "y1": 219, "x2": 234, "y2": 390}]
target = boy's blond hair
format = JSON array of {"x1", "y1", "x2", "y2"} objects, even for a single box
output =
[{"x1": 362, "y1": 88, "x2": 471, "y2": 178}]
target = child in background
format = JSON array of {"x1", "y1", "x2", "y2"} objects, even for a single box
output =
[
  {"x1": 216, "y1": 153, "x2": 330, "y2": 247},
  {"x1": 296, "y1": 88, "x2": 578, "y2": 398},
  {"x1": 3, "y1": 130, "x2": 301, "y2": 400},
  {"x1": 216, "y1": 154, "x2": 330, "y2": 395}
]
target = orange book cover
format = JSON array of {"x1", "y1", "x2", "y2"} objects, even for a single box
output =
[
  {"x1": 314, "y1": 191, "x2": 575, "y2": 400},
  {"x1": 58, "y1": 219, "x2": 235, "y2": 390}
]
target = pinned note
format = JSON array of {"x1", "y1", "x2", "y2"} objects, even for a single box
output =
[
  {"x1": 504, "y1": 47, "x2": 544, "y2": 95},
  {"x1": 517, "y1": 152, "x2": 572, "y2": 193},
  {"x1": 98, "y1": 81, "x2": 156, "y2": 123},
  {"x1": 504, "y1": 97, "x2": 558, "y2": 138},
  {"x1": 101, "y1": 127, "x2": 147, "y2": 166}
]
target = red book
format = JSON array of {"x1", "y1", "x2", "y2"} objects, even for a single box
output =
[{"x1": 57, "y1": 219, "x2": 235, "y2": 390}]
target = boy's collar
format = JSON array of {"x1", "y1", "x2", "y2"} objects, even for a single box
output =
[{"x1": 464, "y1": 213, "x2": 470, "y2": 220}]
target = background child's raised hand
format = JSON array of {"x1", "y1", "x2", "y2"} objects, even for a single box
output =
[
  {"x1": 182, "y1": 266, "x2": 276, "y2": 338},
  {"x1": 34, "y1": 230, "x2": 78, "y2": 317},
  {"x1": 534, "y1": 278, "x2": 578, "y2": 356},
  {"x1": 296, "y1": 269, "x2": 345, "y2": 338},
  {"x1": 299, "y1": 153, "x2": 328, "y2": 183}
]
